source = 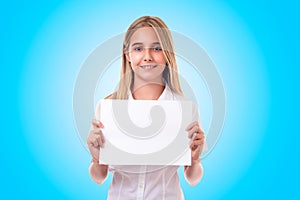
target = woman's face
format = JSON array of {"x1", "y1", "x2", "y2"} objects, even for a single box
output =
[{"x1": 126, "y1": 27, "x2": 166, "y2": 84}]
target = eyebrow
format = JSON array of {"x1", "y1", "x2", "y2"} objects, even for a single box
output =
[{"x1": 131, "y1": 42, "x2": 161, "y2": 46}]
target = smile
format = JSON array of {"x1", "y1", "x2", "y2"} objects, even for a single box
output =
[{"x1": 140, "y1": 65, "x2": 157, "y2": 70}]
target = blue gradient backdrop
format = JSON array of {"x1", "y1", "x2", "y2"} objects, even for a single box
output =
[{"x1": 1, "y1": 0, "x2": 299, "y2": 199}]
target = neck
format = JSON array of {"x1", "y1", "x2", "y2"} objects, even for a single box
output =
[{"x1": 132, "y1": 82, "x2": 165, "y2": 100}]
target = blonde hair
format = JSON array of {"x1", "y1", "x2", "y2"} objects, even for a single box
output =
[{"x1": 110, "y1": 16, "x2": 183, "y2": 99}]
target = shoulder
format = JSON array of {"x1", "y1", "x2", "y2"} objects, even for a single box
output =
[
  {"x1": 94, "y1": 92, "x2": 116, "y2": 117},
  {"x1": 171, "y1": 92, "x2": 200, "y2": 120},
  {"x1": 104, "y1": 92, "x2": 117, "y2": 99},
  {"x1": 173, "y1": 92, "x2": 186, "y2": 101}
]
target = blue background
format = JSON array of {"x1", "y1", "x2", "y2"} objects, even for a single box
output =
[{"x1": 1, "y1": 0, "x2": 299, "y2": 199}]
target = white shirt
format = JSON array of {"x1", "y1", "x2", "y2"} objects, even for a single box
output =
[{"x1": 100, "y1": 85, "x2": 199, "y2": 200}]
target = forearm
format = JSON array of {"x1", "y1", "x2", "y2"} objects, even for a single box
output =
[
  {"x1": 184, "y1": 159, "x2": 204, "y2": 186},
  {"x1": 89, "y1": 162, "x2": 108, "y2": 184}
]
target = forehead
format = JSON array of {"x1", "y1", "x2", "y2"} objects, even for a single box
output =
[{"x1": 130, "y1": 27, "x2": 160, "y2": 44}]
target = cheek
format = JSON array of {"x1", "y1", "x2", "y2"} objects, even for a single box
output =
[
  {"x1": 129, "y1": 56, "x2": 141, "y2": 70},
  {"x1": 156, "y1": 53, "x2": 167, "y2": 64},
  {"x1": 129, "y1": 52, "x2": 142, "y2": 62}
]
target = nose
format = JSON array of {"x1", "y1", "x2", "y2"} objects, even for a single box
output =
[{"x1": 143, "y1": 48, "x2": 153, "y2": 62}]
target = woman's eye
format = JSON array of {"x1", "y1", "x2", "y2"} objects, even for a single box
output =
[
  {"x1": 153, "y1": 47, "x2": 162, "y2": 51},
  {"x1": 134, "y1": 47, "x2": 143, "y2": 51}
]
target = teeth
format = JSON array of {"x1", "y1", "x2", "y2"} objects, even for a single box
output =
[{"x1": 142, "y1": 65, "x2": 156, "y2": 69}]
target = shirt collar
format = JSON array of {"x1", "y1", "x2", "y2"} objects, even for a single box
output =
[{"x1": 128, "y1": 84, "x2": 174, "y2": 100}]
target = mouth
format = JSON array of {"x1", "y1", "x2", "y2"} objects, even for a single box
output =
[{"x1": 140, "y1": 65, "x2": 157, "y2": 70}]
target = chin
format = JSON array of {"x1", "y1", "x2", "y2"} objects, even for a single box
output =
[{"x1": 135, "y1": 73, "x2": 164, "y2": 84}]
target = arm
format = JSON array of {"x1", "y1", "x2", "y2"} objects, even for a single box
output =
[
  {"x1": 89, "y1": 160, "x2": 109, "y2": 184},
  {"x1": 184, "y1": 159, "x2": 204, "y2": 186},
  {"x1": 184, "y1": 121, "x2": 205, "y2": 186}
]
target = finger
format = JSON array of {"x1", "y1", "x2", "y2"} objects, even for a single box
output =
[
  {"x1": 196, "y1": 141, "x2": 204, "y2": 153},
  {"x1": 188, "y1": 130, "x2": 195, "y2": 139},
  {"x1": 185, "y1": 121, "x2": 199, "y2": 131},
  {"x1": 92, "y1": 136, "x2": 99, "y2": 147},
  {"x1": 89, "y1": 129, "x2": 106, "y2": 147},
  {"x1": 189, "y1": 132, "x2": 201, "y2": 144},
  {"x1": 192, "y1": 127, "x2": 205, "y2": 139},
  {"x1": 190, "y1": 141, "x2": 195, "y2": 149},
  {"x1": 92, "y1": 119, "x2": 100, "y2": 128},
  {"x1": 98, "y1": 133, "x2": 106, "y2": 148},
  {"x1": 192, "y1": 146, "x2": 202, "y2": 159},
  {"x1": 194, "y1": 145, "x2": 201, "y2": 154},
  {"x1": 197, "y1": 127, "x2": 205, "y2": 135},
  {"x1": 190, "y1": 140, "x2": 203, "y2": 148},
  {"x1": 195, "y1": 139, "x2": 204, "y2": 146},
  {"x1": 92, "y1": 119, "x2": 104, "y2": 129},
  {"x1": 87, "y1": 142, "x2": 100, "y2": 161},
  {"x1": 101, "y1": 131, "x2": 106, "y2": 144},
  {"x1": 91, "y1": 128, "x2": 103, "y2": 135},
  {"x1": 86, "y1": 137, "x2": 93, "y2": 147},
  {"x1": 187, "y1": 126, "x2": 199, "y2": 139},
  {"x1": 193, "y1": 133, "x2": 205, "y2": 140},
  {"x1": 87, "y1": 136, "x2": 98, "y2": 148}
]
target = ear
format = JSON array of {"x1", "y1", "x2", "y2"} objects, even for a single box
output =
[{"x1": 125, "y1": 52, "x2": 131, "y2": 62}]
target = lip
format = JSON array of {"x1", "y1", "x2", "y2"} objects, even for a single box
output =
[{"x1": 140, "y1": 65, "x2": 157, "y2": 70}]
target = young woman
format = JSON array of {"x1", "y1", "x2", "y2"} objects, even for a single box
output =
[{"x1": 87, "y1": 16, "x2": 205, "y2": 200}]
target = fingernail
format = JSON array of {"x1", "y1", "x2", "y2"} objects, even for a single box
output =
[{"x1": 99, "y1": 122, "x2": 104, "y2": 128}]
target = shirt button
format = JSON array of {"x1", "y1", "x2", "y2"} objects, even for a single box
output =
[{"x1": 139, "y1": 183, "x2": 144, "y2": 188}]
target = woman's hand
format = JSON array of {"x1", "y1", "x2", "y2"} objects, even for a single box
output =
[
  {"x1": 87, "y1": 119, "x2": 109, "y2": 184},
  {"x1": 186, "y1": 121, "x2": 205, "y2": 160},
  {"x1": 86, "y1": 119, "x2": 105, "y2": 163}
]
